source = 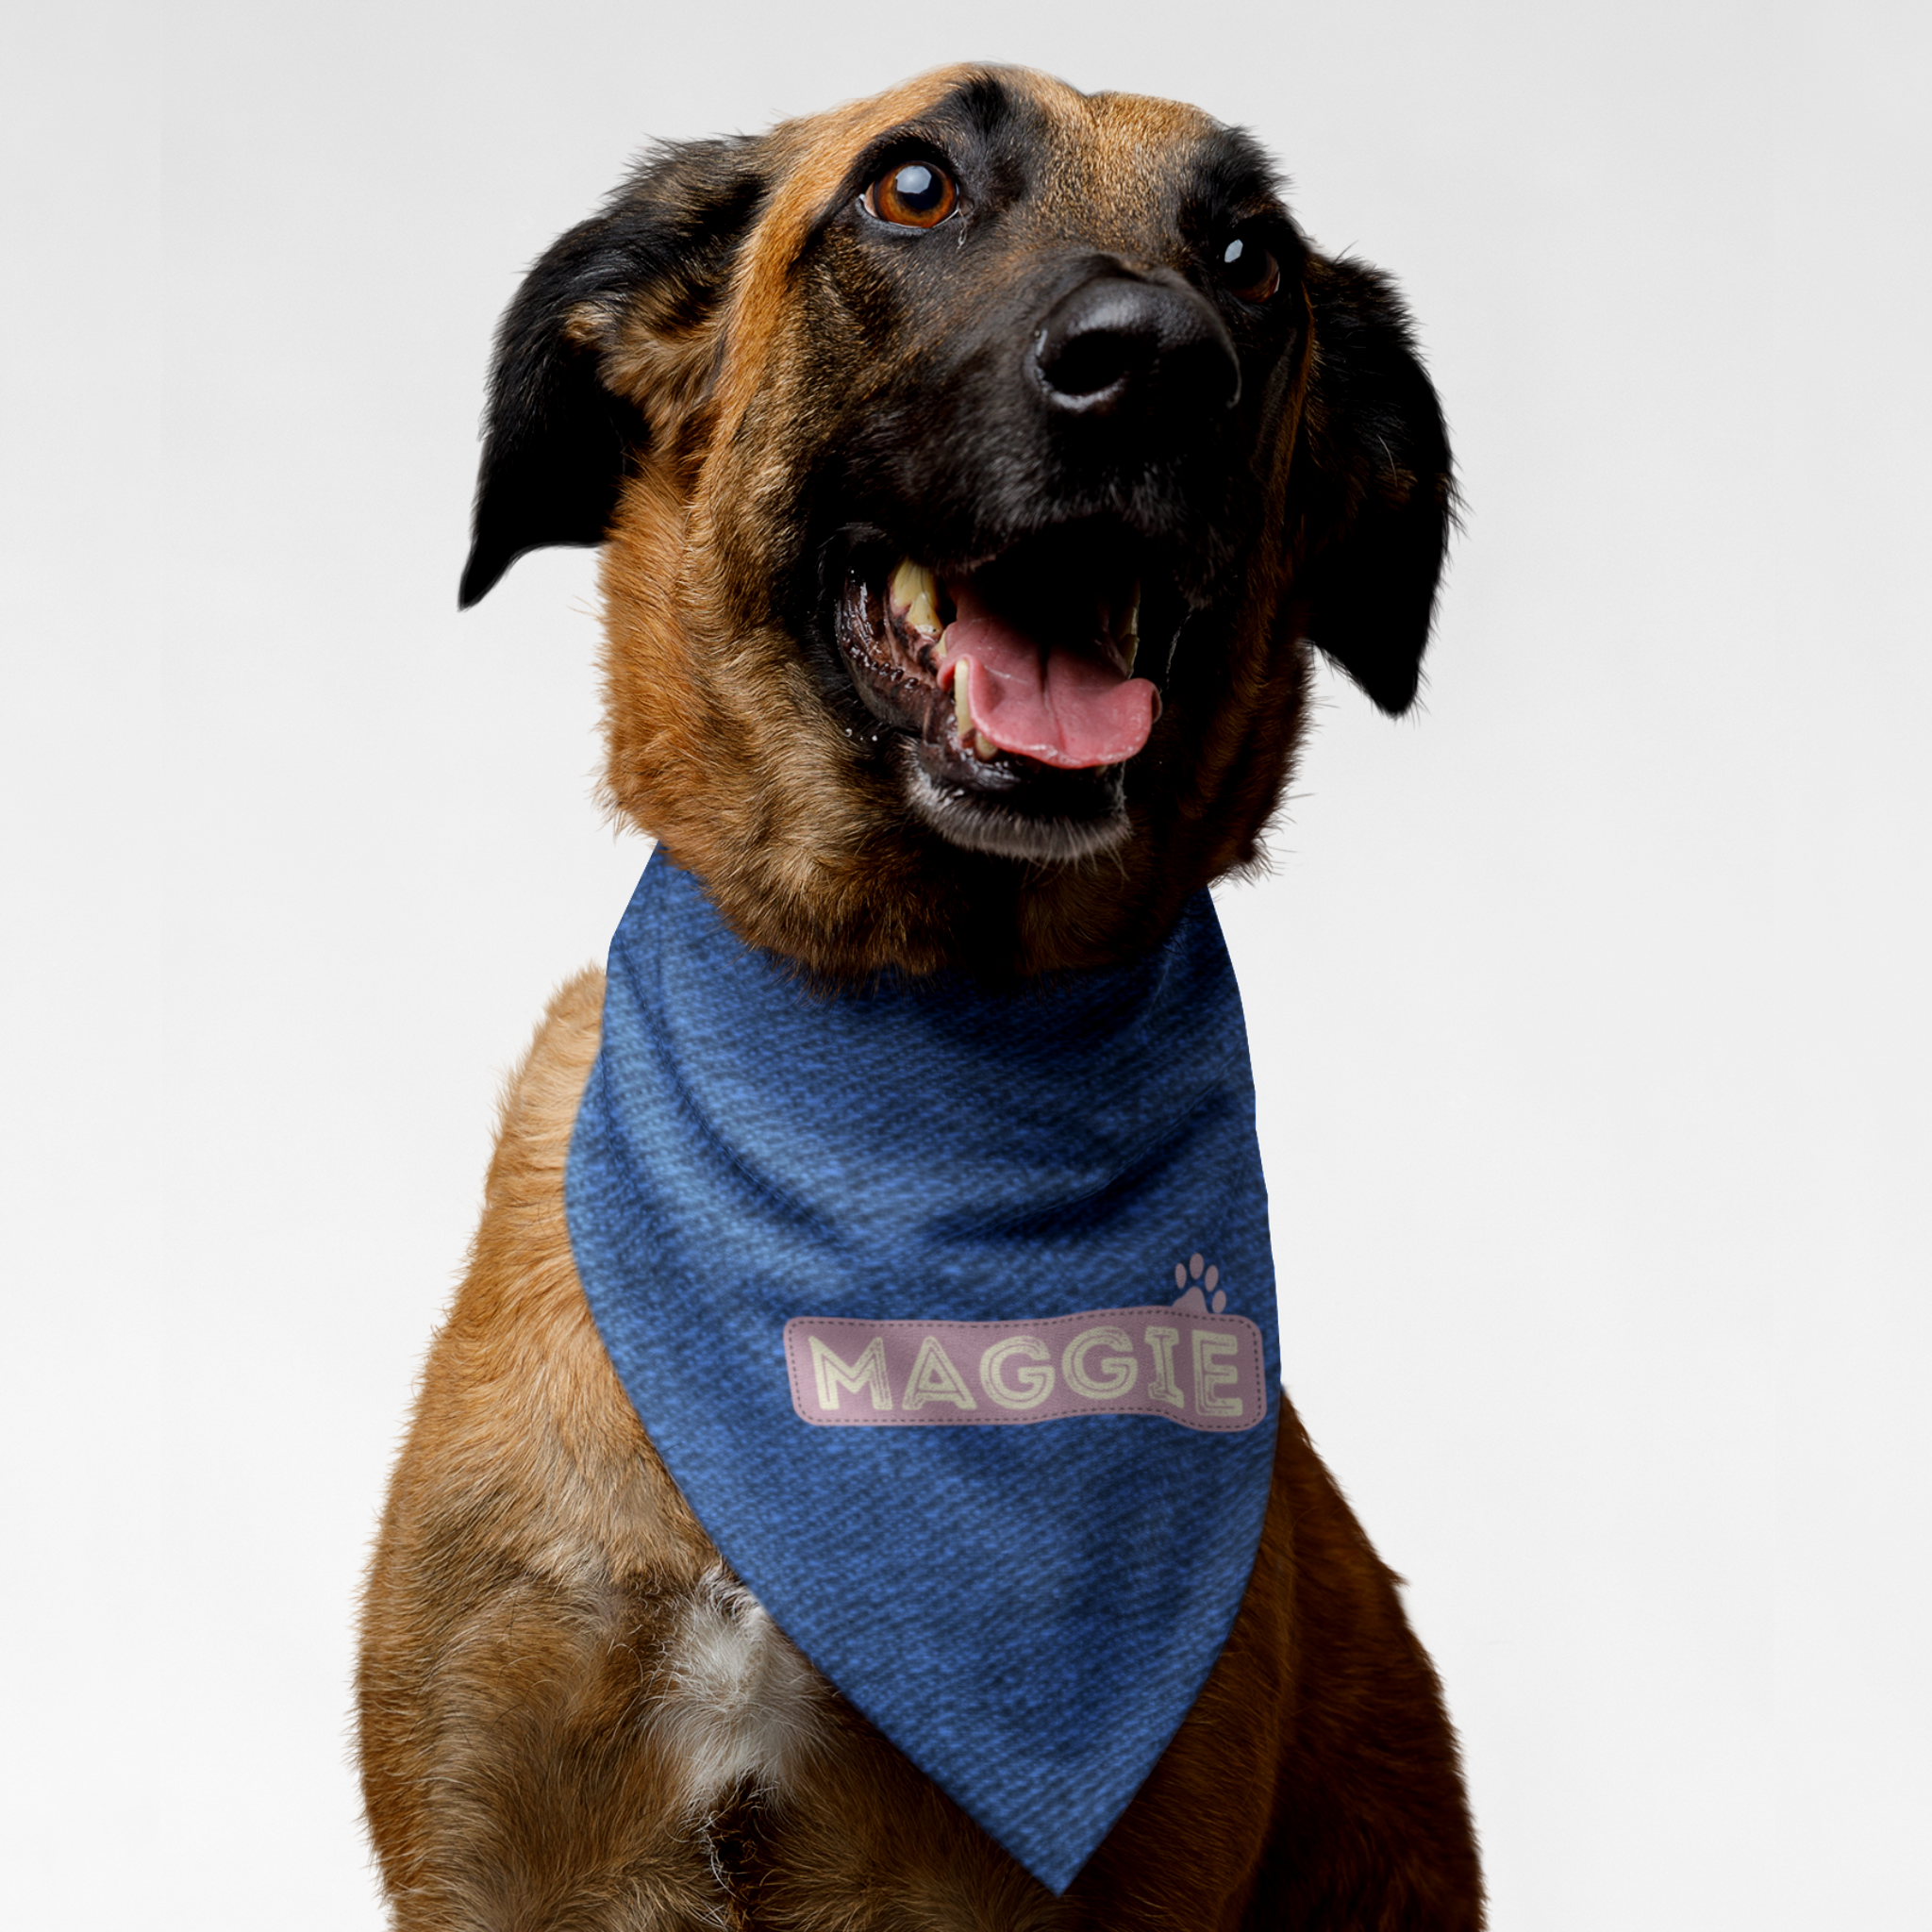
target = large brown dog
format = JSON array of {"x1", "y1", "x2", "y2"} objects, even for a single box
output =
[{"x1": 359, "y1": 65, "x2": 1480, "y2": 1930}]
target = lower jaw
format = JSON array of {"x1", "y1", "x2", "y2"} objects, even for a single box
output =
[{"x1": 895, "y1": 739, "x2": 1130, "y2": 863}]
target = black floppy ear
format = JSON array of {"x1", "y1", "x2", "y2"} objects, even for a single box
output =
[
  {"x1": 1291, "y1": 257, "x2": 1455, "y2": 715},
  {"x1": 458, "y1": 138, "x2": 768, "y2": 608}
]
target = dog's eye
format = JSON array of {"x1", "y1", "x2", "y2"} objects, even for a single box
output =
[
  {"x1": 1217, "y1": 234, "x2": 1280, "y2": 303},
  {"x1": 865, "y1": 160, "x2": 958, "y2": 228}
]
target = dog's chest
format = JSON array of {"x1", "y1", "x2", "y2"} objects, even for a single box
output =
[{"x1": 651, "y1": 1566, "x2": 827, "y2": 1811}]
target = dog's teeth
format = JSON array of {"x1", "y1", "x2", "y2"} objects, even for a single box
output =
[
  {"x1": 1122, "y1": 585, "x2": 1141, "y2": 675},
  {"x1": 889, "y1": 558, "x2": 941, "y2": 636},
  {"x1": 950, "y1": 657, "x2": 999, "y2": 758}
]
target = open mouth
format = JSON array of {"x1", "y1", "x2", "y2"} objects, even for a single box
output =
[{"x1": 832, "y1": 522, "x2": 1184, "y2": 860}]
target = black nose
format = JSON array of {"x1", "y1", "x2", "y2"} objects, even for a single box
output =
[{"x1": 1032, "y1": 274, "x2": 1241, "y2": 421}]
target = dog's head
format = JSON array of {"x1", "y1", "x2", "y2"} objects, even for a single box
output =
[{"x1": 461, "y1": 66, "x2": 1451, "y2": 976}]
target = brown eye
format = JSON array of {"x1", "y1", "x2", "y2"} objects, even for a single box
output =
[
  {"x1": 1218, "y1": 234, "x2": 1280, "y2": 302},
  {"x1": 865, "y1": 159, "x2": 958, "y2": 228}
]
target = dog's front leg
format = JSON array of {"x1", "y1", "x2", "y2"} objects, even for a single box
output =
[{"x1": 359, "y1": 977, "x2": 763, "y2": 1929}]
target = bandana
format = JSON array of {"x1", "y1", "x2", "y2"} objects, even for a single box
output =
[{"x1": 566, "y1": 852, "x2": 1280, "y2": 1892}]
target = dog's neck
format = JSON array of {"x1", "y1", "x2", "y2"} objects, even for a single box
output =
[{"x1": 637, "y1": 764, "x2": 1305, "y2": 982}]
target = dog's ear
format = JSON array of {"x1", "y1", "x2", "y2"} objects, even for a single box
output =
[
  {"x1": 1290, "y1": 257, "x2": 1455, "y2": 715},
  {"x1": 458, "y1": 138, "x2": 768, "y2": 608}
]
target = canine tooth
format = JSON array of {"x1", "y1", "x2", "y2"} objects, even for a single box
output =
[
  {"x1": 954, "y1": 658, "x2": 974, "y2": 742},
  {"x1": 1122, "y1": 585, "x2": 1141, "y2": 675},
  {"x1": 974, "y1": 731, "x2": 998, "y2": 760},
  {"x1": 889, "y1": 558, "x2": 941, "y2": 635}
]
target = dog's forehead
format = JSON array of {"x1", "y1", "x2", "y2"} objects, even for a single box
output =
[{"x1": 1025, "y1": 80, "x2": 1227, "y2": 216}]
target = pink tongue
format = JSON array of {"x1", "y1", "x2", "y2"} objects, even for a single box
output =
[{"x1": 940, "y1": 612, "x2": 1158, "y2": 770}]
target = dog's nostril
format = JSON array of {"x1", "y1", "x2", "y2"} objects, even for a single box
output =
[
  {"x1": 1040, "y1": 325, "x2": 1148, "y2": 400},
  {"x1": 1033, "y1": 276, "x2": 1241, "y2": 418}
]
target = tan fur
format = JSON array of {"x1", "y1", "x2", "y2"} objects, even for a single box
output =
[{"x1": 362, "y1": 66, "x2": 1479, "y2": 1930}]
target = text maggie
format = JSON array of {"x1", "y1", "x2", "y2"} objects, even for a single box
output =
[{"x1": 782, "y1": 1307, "x2": 1267, "y2": 1433}]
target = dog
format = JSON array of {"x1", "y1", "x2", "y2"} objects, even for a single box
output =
[{"x1": 358, "y1": 64, "x2": 1479, "y2": 1930}]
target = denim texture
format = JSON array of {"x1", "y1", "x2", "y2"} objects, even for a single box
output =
[{"x1": 566, "y1": 853, "x2": 1280, "y2": 1891}]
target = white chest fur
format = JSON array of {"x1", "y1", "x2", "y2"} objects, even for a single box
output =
[{"x1": 648, "y1": 1565, "x2": 828, "y2": 1815}]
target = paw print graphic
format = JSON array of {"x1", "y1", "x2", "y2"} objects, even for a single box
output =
[{"x1": 1171, "y1": 1252, "x2": 1227, "y2": 1314}]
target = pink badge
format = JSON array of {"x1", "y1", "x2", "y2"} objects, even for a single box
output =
[{"x1": 784, "y1": 1306, "x2": 1267, "y2": 1433}]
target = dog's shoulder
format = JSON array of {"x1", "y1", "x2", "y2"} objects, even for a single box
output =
[
  {"x1": 457, "y1": 963, "x2": 611, "y2": 1406},
  {"x1": 375, "y1": 965, "x2": 713, "y2": 1589},
  {"x1": 480, "y1": 964, "x2": 607, "y2": 1222}
]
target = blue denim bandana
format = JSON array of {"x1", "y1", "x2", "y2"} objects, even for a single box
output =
[{"x1": 566, "y1": 852, "x2": 1280, "y2": 1891}]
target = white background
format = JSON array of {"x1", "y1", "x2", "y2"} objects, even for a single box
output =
[{"x1": 5, "y1": 3, "x2": 1927, "y2": 1926}]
